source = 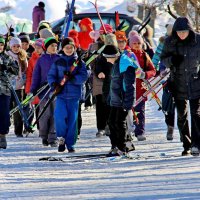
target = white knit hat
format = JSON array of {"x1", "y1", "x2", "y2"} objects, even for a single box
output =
[{"x1": 9, "y1": 37, "x2": 22, "y2": 47}]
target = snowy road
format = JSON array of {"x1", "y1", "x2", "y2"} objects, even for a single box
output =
[{"x1": 0, "y1": 102, "x2": 200, "y2": 200}]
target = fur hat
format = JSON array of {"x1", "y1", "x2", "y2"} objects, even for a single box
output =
[
  {"x1": 115, "y1": 30, "x2": 127, "y2": 41},
  {"x1": 9, "y1": 37, "x2": 22, "y2": 47},
  {"x1": 44, "y1": 37, "x2": 57, "y2": 50},
  {"x1": 61, "y1": 37, "x2": 75, "y2": 49},
  {"x1": 102, "y1": 44, "x2": 120, "y2": 58},
  {"x1": 104, "y1": 33, "x2": 118, "y2": 47},
  {"x1": 18, "y1": 32, "x2": 30, "y2": 43},
  {"x1": 35, "y1": 38, "x2": 45, "y2": 48},
  {"x1": 99, "y1": 24, "x2": 113, "y2": 34},
  {"x1": 68, "y1": 30, "x2": 79, "y2": 48},
  {"x1": 39, "y1": 28, "x2": 54, "y2": 39}
]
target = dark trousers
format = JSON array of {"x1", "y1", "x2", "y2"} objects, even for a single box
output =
[
  {"x1": 174, "y1": 99, "x2": 200, "y2": 149},
  {"x1": 77, "y1": 102, "x2": 82, "y2": 135},
  {"x1": 0, "y1": 95, "x2": 11, "y2": 134},
  {"x1": 10, "y1": 89, "x2": 24, "y2": 136},
  {"x1": 95, "y1": 94, "x2": 110, "y2": 131},
  {"x1": 165, "y1": 112, "x2": 175, "y2": 127},
  {"x1": 134, "y1": 101, "x2": 145, "y2": 136},
  {"x1": 84, "y1": 80, "x2": 93, "y2": 107},
  {"x1": 108, "y1": 107, "x2": 128, "y2": 151}
]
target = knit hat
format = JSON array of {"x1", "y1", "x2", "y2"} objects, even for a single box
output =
[
  {"x1": 39, "y1": 28, "x2": 54, "y2": 39},
  {"x1": 9, "y1": 37, "x2": 22, "y2": 47},
  {"x1": 18, "y1": 33, "x2": 30, "y2": 43},
  {"x1": 38, "y1": 1, "x2": 45, "y2": 8},
  {"x1": 0, "y1": 36, "x2": 5, "y2": 44},
  {"x1": 35, "y1": 38, "x2": 45, "y2": 48},
  {"x1": 115, "y1": 30, "x2": 127, "y2": 41},
  {"x1": 79, "y1": 18, "x2": 93, "y2": 32},
  {"x1": 61, "y1": 37, "x2": 75, "y2": 49},
  {"x1": 38, "y1": 22, "x2": 51, "y2": 32},
  {"x1": 129, "y1": 34, "x2": 143, "y2": 47},
  {"x1": 44, "y1": 37, "x2": 57, "y2": 50},
  {"x1": 68, "y1": 30, "x2": 79, "y2": 48},
  {"x1": 102, "y1": 44, "x2": 120, "y2": 58},
  {"x1": 99, "y1": 24, "x2": 113, "y2": 34}
]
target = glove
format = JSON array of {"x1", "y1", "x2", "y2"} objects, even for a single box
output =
[
  {"x1": 136, "y1": 68, "x2": 145, "y2": 79},
  {"x1": 65, "y1": 71, "x2": 74, "y2": 80},
  {"x1": 0, "y1": 64, "x2": 7, "y2": 72},
  {"x1": 52, "y1": 82, "x2": 63, "y2": 94},
  {"x1": 171, "y1": 54, "x2": 184, "y2": 67}
]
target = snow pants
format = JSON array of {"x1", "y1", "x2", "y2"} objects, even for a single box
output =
[
  {"x1": 0, "y1": 95, "x2": 11, "y2": 134},
  {"x1": 54, "y1": 98, "x2": 79, "y2": 150}
]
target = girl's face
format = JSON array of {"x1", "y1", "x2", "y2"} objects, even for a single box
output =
[
  {"x1": 63, "y1": 44, "x2": 75, "y2": 56},
  {"x1": 47, "y1": 43, "x2": 57, "y2": 54},
  {"x1": 131, "y1": 42, "x2": 142, "y2": 50},
  {"x1": 117, "y1": 40, "x2": 127, "y2": 51},
  {"x1": 21, "y1": 42, "x2": 29, "y2": 51},
  {"x1": 176, "y1": 30, "x2": 189, "y2": 40},
  {"x1": 11, "y1": 44, "x2": 21, "y2": 54},
  {"x1": 0, "y1": 43, "x2": 4, "y2": 53},
  {"x1": 35, "y1": 45, "x2": 44, "y2": 55}
]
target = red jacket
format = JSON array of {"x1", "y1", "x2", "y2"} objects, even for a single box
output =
[
  {"x1": 132, "y1": 49, "x2": 156, "y2": 100},
  {"x1": 25, "y1": 51, "x2": 40, "y2": 104}
]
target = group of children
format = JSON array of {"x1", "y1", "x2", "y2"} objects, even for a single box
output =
[{"x1": 1, "y1": 16, "x2": 197, "y2": 157}]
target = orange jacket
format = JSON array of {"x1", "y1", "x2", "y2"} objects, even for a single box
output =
[{"x1": 25, "y1": 51, "x2": 41, "y2": 104}]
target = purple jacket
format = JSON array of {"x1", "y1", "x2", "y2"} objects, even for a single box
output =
[
  {"x1": 32, "y1": 6, "x2": 45, "y2": 32},
  {"x1": 30, "y1": 53, "x2": 60, "y2": 99}
]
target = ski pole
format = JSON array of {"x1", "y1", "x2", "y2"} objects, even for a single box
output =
[{"x1": 3, "y1": 71, "x2": 33, "y2": 133}]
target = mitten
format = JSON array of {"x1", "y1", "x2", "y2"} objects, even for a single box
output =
[{"x1": 135, "y1": 68, "x2": 145, "y2": 79}]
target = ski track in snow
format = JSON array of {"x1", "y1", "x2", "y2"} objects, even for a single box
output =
[{"x1": 0, "y1": 101, "x2": 200, "y2": 200}]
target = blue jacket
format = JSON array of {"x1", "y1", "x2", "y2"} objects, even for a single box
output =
[
  {"x1": 30, "y1": 53, "x2": 60, "y2": 99},
  {"x1": 110, "y1": 54, "x2": 136, "y2": 110},
  {"x1": 47, "y1": 53, "x2": 88, "y2": 100}
]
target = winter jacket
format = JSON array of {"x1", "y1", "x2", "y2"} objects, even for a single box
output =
[
  {"x1": 88, "y1": 41, "x2": 104, "y2": 96},
  {"x1": 30, "y1": 53, "x2": 60, "y2": 99},
  {"x1": 0, "y1": 52, "x2": 18, "y2": 96},
  {"x1": 32, "y1": 6, "x2": 45, "y2": 32},
  {"x1": 131, "y1": 49, "x2": 156, "y2": 100},
  {"x1": 6, "y1": 50, "x2": 28, "y2": 90},
  {"x1": 25, "y1": 51, "x2": 41, "y2": 104},
  {"x1": 47, "y1": 53, "x2": 88, "y2": 100},
  {"x1": 161, "y1": 17, "x2": 200, "y2": 100},
  {"x1": 110, "y1": 55, "x2": 136, "y2": 110}
]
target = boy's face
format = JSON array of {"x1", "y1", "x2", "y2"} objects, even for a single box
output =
[
  {"x1": 117, "y1": 40, "x2": 126, "y2": 51},
  {"x1": 21, "y1": 42, "x2": 29, "y2": 51},
  {"x1": 47, "y1": 43, "x2": 57, "y2": 54},
  {"x1": 0, "y1": 43, "x2": 4, "y2": 53},
  {"x1": 63, "y1": 44, "x2": 75, "y2": 56},
  {"x1": 35, "y1": 45, "x2": 44, "y2": 55},
  {"x1": 11, "y1": 44, "x2": 21, "y2": 54}
]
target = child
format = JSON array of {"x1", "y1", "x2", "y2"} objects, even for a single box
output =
[
  {"x1": 0, "y1": 36, "x2": 18, "y2": 148},
  {"x1": 7, "y1": 37, "x2": 28, "y2": 137},
  {"x1": 25, "y1": 38, "x2": 44, "y2": 129},
  {"x1": 128, "y1": 34, "x2": 156, "y2": 141},
  {"x1": 101, "y1": 44, "x2": 136, "y2": 156},
  {"x1": 30, "y1": 37, "x2": 59, "y2": 147},
  {"x1": 48, "y1": 37, "x2": 87, "y2": 153}
]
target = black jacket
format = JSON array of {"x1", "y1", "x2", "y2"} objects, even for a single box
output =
[{"x1": 161, "y1": 17, "x2": 200, "y2": 100}]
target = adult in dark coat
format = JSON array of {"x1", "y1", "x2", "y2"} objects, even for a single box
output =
[
  {"x1": 32, "y1": 2, "x2": 45, "y2": 32},
  {"x1": 161, "y1": 17, "x2": 200, "y2": 156}
]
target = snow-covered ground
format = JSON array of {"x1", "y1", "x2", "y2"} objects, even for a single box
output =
[{"x1": 1, "y1": 100, "x2": 200, "y2": 200}]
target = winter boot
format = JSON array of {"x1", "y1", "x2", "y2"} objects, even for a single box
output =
[
  {"x1": 136, "y1": 135, "x2": 146, "y2": 141},
  {"x1": 106, "y1": 147, "x2": 120, "y2": 157},
  {"x1": 166, "y1": 125, "x2": 174, "y2": 141},
  {"x1": 191, "y1": 147, "x2": 199, "y2": 156},
  {"x1": 58, "y1": 137, "x2": 66, "y2": 152},
  {"x1": 96, "y1": 130, "x2": 105, "y2": 137},
  {"x1": 42, "y1": 139, "x2": 49, "y2": 146},
  {"x1": 0, "y1": 134, "x2": 7, "y2": 149},
  {"x1": 182, "y1": 148, "x2": 191, "y2": 156},
  {"x1": 105, "y1": 125, "x2": 110, "y2": 136}
]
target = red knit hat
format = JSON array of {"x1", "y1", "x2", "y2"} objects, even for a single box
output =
[
  {"x1": 99, "y1": 24, "x2": 113, "y2": 34},
  {"x1": 68, "y1": 29, "x2": 80, "y2": 48},
  {"x1": 79, "y1": 18, "x2": 93, "y2": 32}
]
